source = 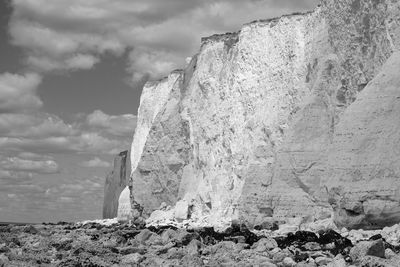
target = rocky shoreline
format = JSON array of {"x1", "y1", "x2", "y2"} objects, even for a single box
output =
[{"x1": 2, "y1": 220, "x2": 400, "y2": 266}]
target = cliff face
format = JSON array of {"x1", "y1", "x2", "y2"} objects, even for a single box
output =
[
  {"x1": 321, "y1": 51, "x2": 400, "y2": 229},
  {"x1": 130, "y1": 71, "x2": 192, "y2": 217},
  {"x1": 103, "y1": 151, "x2": 130, "y2": 219},
  {"x1": 126, "y1": 0, "x2": 400, "y2": 229}
]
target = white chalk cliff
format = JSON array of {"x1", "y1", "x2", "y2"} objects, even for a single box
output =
[{"x1": 124, "y1": 0, "x2": 400, "y2": 229}]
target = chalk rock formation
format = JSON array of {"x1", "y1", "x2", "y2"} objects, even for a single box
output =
[
  {"x1": 130, "y1": 71, "x2": 192, "y2": 217},
  {"x1": 322, "y1": 52, "x2": 400, "y2": 229},
  {"x1": 103, "y1": 150, "x2": 130, "y2": 219},
  {"x1": 117, "y1": 186, "x2": 132, "y2": 221},
  {"x1": 127, "y1": 0, "x2": 400, "y2": 229}
]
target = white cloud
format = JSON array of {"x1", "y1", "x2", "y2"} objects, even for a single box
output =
[
  {"x1": 17, "y1": 152, "x2": 53, "y2": 160},
  {"x1": 128, "y1": 49, "x2": 178, "y2": 83},
  {"x1": 0, "y1": 72, "x2": 42, "y2": 113},
  {"x1": 73, "y1": 132, "x2": 127, "y2": 154},
  {"x1": 80, "y1": 157, "x2": 111, "y2": 168},
  {"x1": 0, "y1": 170, "x2": 33, "y2": 180},
  {"x1": 0, "y1": 109, "x2": 133, "y2": 155},
  {"x1": 65, "y1": 54, "x2": 100, "y2": 70},
  {"x1": 0, "y1": 130, "x2": 128, "y2": 155},
  {"x1": 1, "y1": 157, "x2": 59, "y2": 174},
  {"x1": 10, "y1": 0, "x2": 318, "y2": 80},
  {"x1": 86, "y1": 109, "x2": 136, "y2": 137},
  {"x1": 0, "y1": 113, "x2": 77, "y2": 138}
]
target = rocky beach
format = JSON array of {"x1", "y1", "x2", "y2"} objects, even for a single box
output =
[{"x1": 2, "y1": 220, "x2": 400, "y2": 266}]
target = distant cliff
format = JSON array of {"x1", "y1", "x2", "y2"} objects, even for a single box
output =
[
  {"x1": 103, "y1": 150, "x2": 130, "y2": 219},
  {"x1": 126, "y1": 0, "x2": 400, "y2": 229}
]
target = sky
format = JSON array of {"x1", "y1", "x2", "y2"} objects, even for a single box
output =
[{"x1": 0, "y1": 0, "x2": 319, "y2": 223}]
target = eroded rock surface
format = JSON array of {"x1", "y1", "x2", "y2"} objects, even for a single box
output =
[
  {"x1": 126, "y1": 0, "x2": 400, "y2": 229},
  {"x1": 103, "y1": 151, "x2": 130, "y2": 219},
  {"x1": 130, "y1": 71, "x2": 192, "y2": 217},
  {"x1": 321, "y1": 52, "x2": 400, "y2": 229}
]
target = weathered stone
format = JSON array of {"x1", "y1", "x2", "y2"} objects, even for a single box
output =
[
  {"x1": 385, "y1": 248, "x2": 397, "y2": 259},
  {"x1": 315, "y1": 256, "x2": 332, "y2": 266},
  {"x1": 326, "y1": 257, "x2": 346, "y2": 267},
  {"x1": 166, "y1": 247, "x2": 186, "y2": 260},
  {"x1": 103, "y1": 151, "x2": 130, "y2": 219},
  {"x1": 0, "y1": 254, "x2": 9, "y2": 267},
  {"x1": 251, "y1": 237, "x2": 278, "y2": 252},
  {"x1": 297, "y1": 261, "x2": 317, "y2": 267},
  {"x1": 117, "y1": 246, "x2": 147, "y2": 255},
  {"x1": 120, "y1": 253, "x2": 144, "y2": 265},
  {"x1": 186, "y1": 239, "x2": 202, "y2": 256},
  {"x1": 174, "y1": 200, "x2": 189, "y2": 221},
  {"x1": 0, "y1": 244, "x2": 10, "y2": 254},
  {"x1": 161, "y1": 229, "x2": 177, "y2": 245},
  {"x1": 24, "y1": 225, "x2": 39, "y2": 234},
  {"x1": 358, "y1": 256, "x2": 398, "y2": 267},
  {"x1": 282, "y1": 257, "x2": 296, "y2": 267},
  {"x1": 350, "y1": 239, "x2": 385, "y2": 262},
  {"x1": 272, "y1": 249, "x2": 292, "y2": 263},
  {"x1": 181, "y1": 254, "x2": 204, "y2": 267},
  {"x1": 134, "y1": 229, "x2": 156, "y2": 244},
  {"x1": 303, "y1": 242, "x2": 321, "y2": 251},
  {"x1": 252, "y1": 257, "x2": 277, "y2": 267}
]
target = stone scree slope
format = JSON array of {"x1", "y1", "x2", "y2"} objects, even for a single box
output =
[
  {"x1": 103, "y1": 150, "x2": 131, "y2": 219},
  {"x1": 123, "y1": 0, "x2": 400, "y2": 229}
]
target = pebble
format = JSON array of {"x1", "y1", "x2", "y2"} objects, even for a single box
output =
[
  {"x1": 315, "y1": 256, "x2": 332, "y2": 266},
  {"x1": 282, "y1": 257, "x2": 296, "y2": 267}
]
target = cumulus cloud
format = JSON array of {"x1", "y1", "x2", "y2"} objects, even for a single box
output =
[
  {"x1": 0, "y1": 113, "x2": 76, "y2": 138},
  {"x1": 10, "y1": 0, "x2": 318, "y2": 80},
  {"x1": 0, "y1": 110, "x2": 135, "y2": 155},
  {"x1": 17, "y1": 152, "x2": 53, "y2": 160},
  {"x1": 0, "y1": 72, "x2": 42, "y2": 113},
  {"x1": 0, "y1": 170, "x2": 33, "y2": 180},
  {"x1": 86, "y1": 109, "x2": 136, "y2": 137},
  {"x1": 0, "y1": 126, "x2": 126, "y2": 155},
  {"x1": 80, "y1": 157, "x2": 111, "y2": 168},
  {"x1": 1, "y1": 157, "x2": 59, "y2": 174},
  {"x1": 65, "y1": 54, "x2": 100, "y2": 70}
]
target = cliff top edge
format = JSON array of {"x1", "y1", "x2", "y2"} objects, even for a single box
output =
[{"x1": 144, "y1": 5, "x2": 319, "y2": 86}]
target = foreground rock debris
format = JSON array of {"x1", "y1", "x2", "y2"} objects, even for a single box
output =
[
  {"x1": 3, "y1": 221, "x2": 400, "y2": 267},
  {"x1": 124, "y1": 0, "x2": 400, "y2": 230}
]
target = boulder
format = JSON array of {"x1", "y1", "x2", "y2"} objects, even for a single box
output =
[
  {"x1": 358, "y1": 256, "x2": 398, "y2": 267},
  {"x1": 282, "y1": 257, "x2": 296, "y2": 267},
  {"x1": 120, "y1": 253, "x2": 144, "y2": 265},
  {"x1": 0, "y1": 254, "x2": 9, "y2": 267},
  {"x1": 326, "y1": 257, "x2": 346, "y2": 267},
  {"x1": 186, "y1": 239, "x2": 202, "y2": 256},
  {"x1": 315, "y1": 257, "x2": 332, "y2": 266},
  {"x1": 350, "y1": 239, "x2": 385, "y2": 262},
  {"x1": 174, "y1": 200, "x2": 189, "y2": 221},
  {"x1": 134, "y1": 229, "x2": 156, "y2": 244},
  {"x1": 251, "y1": 237, "x2": 278, "y2": 252}
]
